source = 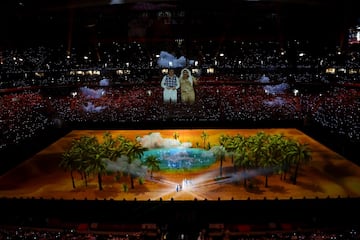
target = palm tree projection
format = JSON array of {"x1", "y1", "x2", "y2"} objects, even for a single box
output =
[
  {"x1": 173, "y1": 132, "x2": 179, "y2": 140},
  {"x1": 210, "y1": 145, "x2": 226, "y2": 178},
  {"x1": 200, "y1": 131, "x2": 210, "y2": 149},
  {"x1": 60, "y1": 130, "x2": 313, "y2": 199},
  {"x1": 144, "y1": 155, "x2": 161, "y2": 179},
  {"x1": 59, "y1": 135, "x2": 101, "y2": 188}
]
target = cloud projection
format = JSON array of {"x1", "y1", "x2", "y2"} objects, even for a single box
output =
[
  {"x1": 157, "y1": 51, "x2": 186, "y2": 68},
  {"x1": 136, "y1": 132, "x2": 192, "y2": 149}
]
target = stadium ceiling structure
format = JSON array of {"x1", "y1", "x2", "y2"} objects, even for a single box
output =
[{"x1": 0, "y1": 0, "x2": 359, "y2": 47}]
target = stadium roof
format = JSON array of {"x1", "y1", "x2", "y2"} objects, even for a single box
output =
[{"x1": 1, "y1": 0, "x2": 359, "y2": 47}]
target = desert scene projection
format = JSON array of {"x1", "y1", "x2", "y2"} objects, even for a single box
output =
[{"x1": 1, "y1": 128, "x2": 360, "y2": 201}]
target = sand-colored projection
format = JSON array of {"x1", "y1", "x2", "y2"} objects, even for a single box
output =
[{"x1": 1, "y1": 128, "x2": 360, "y2": 201}]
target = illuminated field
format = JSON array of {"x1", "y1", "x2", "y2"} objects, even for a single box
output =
[{"x1": 0, "y1": 128, "x2": 360, "y2": 201}]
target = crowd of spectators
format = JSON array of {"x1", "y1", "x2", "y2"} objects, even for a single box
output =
[
  {"x1": 1, "y1": 40, "x2": 360, "y2": 88},
  {"x1": 1, "y1": 83, "x2": 359, "y2": 153},
  {"x1": 0, "y1": 227, "x2": 142, "y2": 240},
  {"x1": 0, "y1": 225, "x2": 359, "y2": 240},
  {"x1": 0, "y1": 39, "x2": 359, "y2": 162}
]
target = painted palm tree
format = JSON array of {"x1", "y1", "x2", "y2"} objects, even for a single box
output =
[
  {"x1": 233, "y1": 135, "x2": 256, "y2": 187},
  {"x1": 210, "y1": 145, "x2": 226, "y2": 178},
  {"x1": 59, "y1": 147, "x2": 78, "y2": 189},
  {"x1": 219, "y1": 134, "x2": 234, "y2": 175},
  {"x1": 84, "y1": 136, "x2": 110, "y2": 191},
  {"x1": 68, "y1": 135, "x2": 108, "y2": 191},
  {"x1": 144, "y1": 155, "x2": 161, "y2": 179},
  {"x1": 100, "y1": 131, "x2": 128, "y2": 178},
  {"x1": 61, "y1": 134, "x2": 112, "y2": 191},
  {"x1": 119, "y1": 139, "x2": 146, "y2": 189},
  {"x1": 260, "y1": 133, "x2": 284, "y2": 187},
  {"x1": 114, "y1": 135, "x2": 130, "y2": 157},
  {"x1": 201, "y1": 130, "x2": 209, "y2": 149},
  {"x1": 101, "y1": 131, "x2": 118, "y2": 161},
  {"x1": 288, "y1": 141, "x2": 312, "y2": 185},
  {"x1": 247, "y1": 131, "x2": 268, "y2": 170},
  {"x1": 109, "y1": 135, "x2": 131, "y2": 181},
  {"x1": 173, "y1": 132, "x2": 179, "y2": 140},
  {"x1": 221, "y1": 134, "x2": 246, "y2": 171},
  {"x1": 69, "y1": 136, "x2": 97, "y2": 187},
  {"x1": 116, "y1": 155, "x2": 147, "y2": 188},
  {"x1": 233, "y1": 143, "x2": 253, "y2": 187},
  {"x1": 278, "y1": 138, "x2": 295, "y2": 181}
]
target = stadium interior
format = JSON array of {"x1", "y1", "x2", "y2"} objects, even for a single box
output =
[{"x1": 0, "y1": 0, "x2": 360, "y2": 239}]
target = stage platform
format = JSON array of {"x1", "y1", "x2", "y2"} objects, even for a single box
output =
[
  {"x1": 1, "y1": 128, "x2": 360, "y2": 201},
  {"x1": 0, "y1": 128, "x2": 359, "y2": 224}
]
